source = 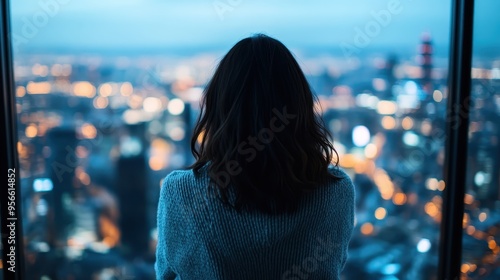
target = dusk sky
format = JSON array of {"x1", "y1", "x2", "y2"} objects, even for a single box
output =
[{"x1": 9, "y1": 0, "x2": 500, "y2": 56}]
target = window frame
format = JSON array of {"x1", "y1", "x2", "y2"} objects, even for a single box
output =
[
  {"x1": 0, "y1": 0, "x2": 25, "y2": 279},
  {"x1": 438, "y1": 0, "x2": 475, "y2": 279},
  {"x1": 0, "y1": 1, "x2": 476, "y2": 279}
]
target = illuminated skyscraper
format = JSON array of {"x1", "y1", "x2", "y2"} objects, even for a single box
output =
[
  {"x1": 418, "y1": 33, "x2": 433, "y2": 94},
  {"x1": 384, "y1": 53, "x2": 398, "y2": 99}
]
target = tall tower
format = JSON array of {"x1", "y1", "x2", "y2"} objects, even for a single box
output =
[
  {"x1": 47, "y1": 126, "x2": 78, "y2": 246},
  {"x1": 116, "y1": 123, "x2": 150, "y2": 258},
  {"x1": 418, "y1": 33, "x2": 433, "y2": 94},
  {"x1": 384, "y1": 53, "x2": 398, "y2": 99}
]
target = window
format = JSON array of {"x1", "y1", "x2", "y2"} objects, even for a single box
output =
[
  {"x1": 460, "y1": 1, "x2": 500, "y2": 279},
  {"x1": 0, "y1": 0, "x2": 496, "y2": 279}
]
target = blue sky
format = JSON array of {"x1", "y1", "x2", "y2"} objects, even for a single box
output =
[{"x1": 9, "y1": 0, "x2": 500, "y2": 56}]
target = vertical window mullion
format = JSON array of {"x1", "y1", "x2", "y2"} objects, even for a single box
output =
[
  {"x1": 438, "y1": 0, "x2": 475, "y2": 279},
  {"x1": 0, "y1": 0, "x2": 25, "y2": 279}
]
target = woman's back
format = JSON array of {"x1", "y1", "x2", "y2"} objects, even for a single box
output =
[
  {"x1": 155, "y1": 34, "x2": 355, "y2": 279},
  {"x1": 155, "y1": 163, "x2": 354, "y2": 279}
]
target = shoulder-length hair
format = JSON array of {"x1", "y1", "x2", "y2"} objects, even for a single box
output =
[{"x1": 189, "y1": 34, "x2": 339, "y2": 215}]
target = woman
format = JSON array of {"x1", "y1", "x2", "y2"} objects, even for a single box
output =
[{"x1": 155, "y1": 34, "x2": 355, "y2": 280}]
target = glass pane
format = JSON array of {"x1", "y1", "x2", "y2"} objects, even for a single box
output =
[
  {"x1": 462, "y1": 0, "x2": 500, "y2": 279},
  {"x1": 9, "y1": 0, "x2": 450, "y2": 279}
]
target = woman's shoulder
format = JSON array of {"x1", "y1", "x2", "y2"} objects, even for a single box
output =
[
  {"x1": 161, "y1": 168, "x2": 199, "y2": 188},
  {"x1": 327, "y1": 164, "x2": 350, "y2": 179},
  {"x1": 163, "y1": 168, "x2": 191, "y2": 181},
  {"x1": 160, "y1": 163, "x2": 210, "y2": 193},
  {"x1": 326, "y1": 165, "x2": 355, "y2": 198}
]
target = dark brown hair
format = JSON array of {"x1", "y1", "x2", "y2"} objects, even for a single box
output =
[{"x1": 189, "y1": 34, "x2": 339, "y2": 215}]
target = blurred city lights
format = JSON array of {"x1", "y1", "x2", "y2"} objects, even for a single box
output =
[
  {"x1": 401, "y1": 116, "x2": 414, "y2": 130},
  {"x1": 352, "y1": 125, "x2": 370, "y2": 147},
  {"x1": 420, "y1": 120, "x2": 432, "y2": 136},
  {"x1": 33, "y1": 178, "x2": 54, "y2": 192},
  {"x1": 364, "y1": 143, "x2": 378, "y2": 159},
  {"x1": 36, "y1": 199, "x2": 49, "y2": 216},
  {"x1": 7, "y1": 15, "x2": 500, "y2": 278},
  {"x1": 355, "y1": 93, "x2": 371, "y2": 107},
  {"x1": 143, "y1": 97, "x2": 163, "y2": 113},
  {"x1": 149, "y1": 156, "x2": 166, "y2": 171},
  {"x1": 381, "y1": 116, "x2": 396, "y2": 130},
  {"x1": 393, "y1": 193, "x2": 407, "y2": 205},
  {"x1": 403, "y1": 131, "x2": 420, "y2": 146},
  {"x1": 123, "y1": 109, "x2": 144, "y2": 124},
  {"x1": 404, "y1": 81, "x2": 418, "y2": 95},
  {"x1": 16, "y1": 86, "x2": 26, "y2": 97},
  {"x1": 32, "y1": 63, "x2": 48, "y2": 76},
  {"x1": 433, "y1": 90, "x2": 443, "y2": 102},
  {"x1": 381, "y1": 264, "x2": 401, "y2": 275},
  {"x1": 437, "y1": 180, "x2": 446, "y2": 191},
  {"x1": 99, "y1": 83, "x2": 113, "y2": 96},
  {"x1": 81, "y1": 123, "x2": 97, "y2": 139},
  {"x1": 361, "y1": 223, "x2": 374, "y2": 235},
  {"x1": 479, "y1": 212, "x2": 487, "y2": 222},
  {"x1": 168, "y1": 98, "x2": 185, "y2": 115},
  {"x1": 73, "y1": 81, "x2": 96, "y2": 98},
  {"x1": 474, "y1": 171, "x2": 490, "y2": 186},
  {"x1": 426, "y1": 178, "x2": 439, "y2": 190},
  {"x1": 93, "y1": 96, "x2": 109, "y2": 109},
  {"x1": 27, "y1": 81, "x2": 51, "y2": 94},
  {"x1": 168, "y1": 127, "x2": 186, "y2": 141},
  {"x1": 120, "y1": 82, "x2": 134, "y2": 96},
  {"x1": 128, "y1": 95, "x2": 143, "y2": 109},
  {"x1": 374, "y1": 207, "x2": 387, "y2": 220},
  {"x1": 464, "y1": 194, "x2": 474, "y2": 205},
  {"x1": 417, "y1": 239, "x2": 431, "y2": 253},
  {"x1": 120, "y1": 136, "x2": 143, "y2": 157},
  {"x1": 377, "y1": 100, "x2": 398, "y2": 115},
  {"x1": 25, "y1": 124, "x2": 38, "y2": 138}
]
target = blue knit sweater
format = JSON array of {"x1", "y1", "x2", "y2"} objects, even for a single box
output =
[{"x1": 155, "y1": 163, "x2": 355, "y2": 280}]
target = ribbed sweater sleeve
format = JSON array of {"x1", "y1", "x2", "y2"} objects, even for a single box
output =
[
  {"x1": 339, "y1": 173, "x2": 355, "y2": 272},
  {"x1": 155, "y1": 172, "x2": 178, "y2": 280}
]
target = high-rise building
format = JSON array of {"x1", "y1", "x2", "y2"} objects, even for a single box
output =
[
  {"x1": 384, "y1": 53, "x2": 398, "y2": 99},
  {"x1": 47, "y1": 127, "x2": 78, "y2": 245},
  {"x1": 418, "y1": 33, "x2": 433, "y2": 94},
  {"x1": 116, "y1": 123, "x2": 150, "y2": 258}
]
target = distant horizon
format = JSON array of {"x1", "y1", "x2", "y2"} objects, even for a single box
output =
[
  {"x1": 9, "y1": 0, "x2": 500, "y2": 62},
  {"x1": 10, "y1": 0, "x2": 453, "y2": 49},
  {"x1": 13, "y1": 43, "x2": 500, "y2": 63}
]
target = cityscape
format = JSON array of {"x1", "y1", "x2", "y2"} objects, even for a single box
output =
[{"x1": 1, "y1": 30, "x2": 497, "y2": 280}]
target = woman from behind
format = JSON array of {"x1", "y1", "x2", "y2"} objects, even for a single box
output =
[{"x1": 155, "y1": 34, "x2": 355, "y2": 280}]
